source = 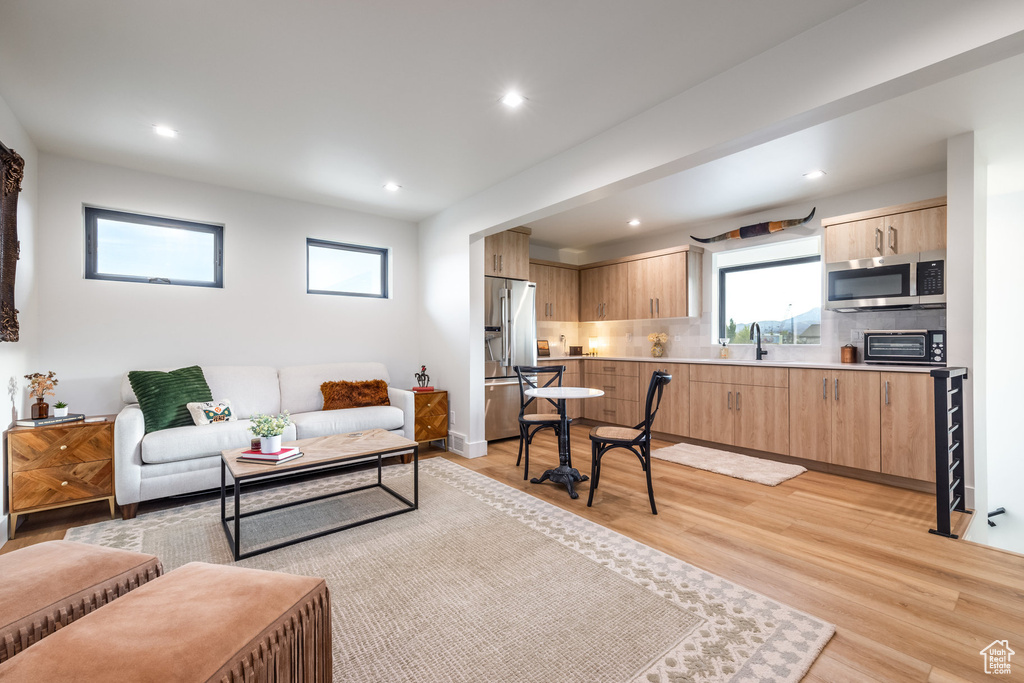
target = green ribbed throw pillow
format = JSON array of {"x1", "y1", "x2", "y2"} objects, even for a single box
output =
[{"x1": 128, "y1": 366, "x2": 213, "y2": 434}]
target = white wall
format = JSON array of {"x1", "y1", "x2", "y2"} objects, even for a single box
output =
[
  {"x1": 0, "y1": 92, "x2": 39, "y2": 544},
  {"x1": 36, "y1": 154, "x2": 420, "y2": 416},
  {"x1": 984, "y1": 190, "x2": 1024, "y2": 553}
]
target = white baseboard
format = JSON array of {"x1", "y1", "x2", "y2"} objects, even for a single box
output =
[
  {"x1": 463, "y1": 438, "x2": 489, "y2": 459},
  {"x1": 0, "y1": 514, "x2": 8, "y2": 546}
]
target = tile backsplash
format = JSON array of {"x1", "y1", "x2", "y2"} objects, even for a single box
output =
[{"x1": 536, "y1": 309, "x2": 945, "y2": 363}]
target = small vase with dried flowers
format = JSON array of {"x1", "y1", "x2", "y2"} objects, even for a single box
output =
[
  {"x1": 648, "y1": 332, "x2": 668, "y2": 358},
  {"x1": 25, "y1": 371, "x2": 58, "y2": 420}
]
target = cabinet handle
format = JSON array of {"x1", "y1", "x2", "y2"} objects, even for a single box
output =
[
  {"x1": 61, "y1": 481, "x2": 68, "y2": 487},
  {"x1": 834, "y1": 377, "x2": 839, "y2": 401},
  {"x1": 888, "y1": 226, "x2": 896, "y2": 252},
  {"x1": 728, "y1": 391, "x2": 732, "y2": 409},
  {"x1": 550, "y1": 303, "x2": 554, "y2": 317},
  {"x1": 60, "y1": 444, "x2": 68, "y2": 450},
  {"x1": 499, "y1": 255, "x2": 503, "y2": 271},
  {"x1": 885, "y1": 380, "x2": 890, "y2": 405},
  {"x1": 875, "y1": 227, "x2": 883, "y2": 253},
  {"x1": 736, "y1": 391, "x2": 741, "y2": 411},
  {"x1": 650, "y1": 298, "x2": 653, "y2": 316},
  {"x1": 656, "y1": 298, "x2": 660, "y2": 315},
  {"x1": 493, "y1": 255, "x2": 497, "y2": 271},
  {"x1": 822, "y1": 377, "x2": 827, "y2": 400}
]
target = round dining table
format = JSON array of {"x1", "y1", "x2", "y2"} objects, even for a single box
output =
[{"x1": 523, "y1": 386, "x2": 604, "y2": 499}]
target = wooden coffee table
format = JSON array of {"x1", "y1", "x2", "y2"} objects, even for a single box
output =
[{"x1": 220, "y1": 429, "x2": 418, "y2": 560}]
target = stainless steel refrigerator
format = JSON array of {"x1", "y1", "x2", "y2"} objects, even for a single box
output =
[{"x1": 484, "y1": 277, "x2": 536, "y2": 440}]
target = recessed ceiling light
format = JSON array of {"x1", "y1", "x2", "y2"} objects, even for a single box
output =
[
  {"x1": 803, "y1": 169, "x2": 826, "y2": 179},
  {"x1": 383, "y1": 182, "x2": 401, "y2": 192},
  {"x1": 628, "y1": 219, "x2": 641, "y2": 227},
  {"x1": 153, "y1": 125, "x2": 178, "y2": 138},
  {"x1": 501, "y1": 91, "x2": 525, "y2": 108}
]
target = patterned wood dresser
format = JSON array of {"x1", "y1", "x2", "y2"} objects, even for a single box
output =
[
  {"x1": 7, "y1": 418, "x2": 116, "y2": 538},
  {"x1": 413, "y1": 389, "x2": 448, "y2": 451}
]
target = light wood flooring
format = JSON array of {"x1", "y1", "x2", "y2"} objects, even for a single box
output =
[{"x1": 3, "y1": 429, "x2": 1021, "y2": 682}]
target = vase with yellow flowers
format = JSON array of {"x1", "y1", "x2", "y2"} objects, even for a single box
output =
[
  {"x1": 648, "y1": 332, "x2": 668, "y2": 358},
  {"x1": 25, "y1": 371, "x2": 58, "y2": 419}
]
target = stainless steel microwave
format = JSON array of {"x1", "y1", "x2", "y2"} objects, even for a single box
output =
[{"x1": 825, "y1": 250, "x2": 945, "y2": 312}]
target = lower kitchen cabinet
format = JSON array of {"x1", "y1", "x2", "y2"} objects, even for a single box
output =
[
  {"x1": 880, "y1": 372, "x2": 935, "y2": 481},
  {"x1": 641, "y1": 362, "x2": 688, "y2": 436},
  {"x1": 583, "y1": 360, "x2": 639, "y2": 425},
  {"x1": 790, "y1": 368, "x2": 881, "y2": 472},
  {"x1": 689, "y1": 381, "x2": 788, "y2": 455}
]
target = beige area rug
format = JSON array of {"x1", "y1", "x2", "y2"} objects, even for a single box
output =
[
  {"x1": 653, "y1": 442, "x2": 807, "y2": 486},
  {"x1": 66, "y1": 459, "x2": 832, "y2": 682}
]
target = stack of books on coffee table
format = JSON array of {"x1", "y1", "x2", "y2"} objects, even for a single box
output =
[{"x1": 236, "y1": 447, "x2": 303, "y2": 465}]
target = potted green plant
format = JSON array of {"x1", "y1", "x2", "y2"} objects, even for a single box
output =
[
  {"x1": 24, "y1": 371, "x2": 58, "y2": 419},
  {"x1": 53, "y1": 400, "x2": 69, "y2": 418},
  {"x1": 248, "y1": 412, "x2": 292, "y2": 453}
]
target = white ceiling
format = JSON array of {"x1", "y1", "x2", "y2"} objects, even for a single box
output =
[
  {"x1": 0, "y1": 0, "x2": 865, "y2": 221},
  {"x1": 526, "y1": 48, "x2": 1024, "y2": 249}
]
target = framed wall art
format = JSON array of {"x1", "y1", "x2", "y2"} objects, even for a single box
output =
[{"x1": 0, "y1": 140, "x2": 24, "y2": 342}]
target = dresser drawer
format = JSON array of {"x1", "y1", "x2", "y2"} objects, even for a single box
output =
[
  {"x1": 585, "y1": 360, "x2": 639, "y2": 378},
  {"x1": 12, "y1": 460, "x2": 114, "y2": 510},
  {"x1": 10, "y1": 424, "x2": 114, "y2": 472},
  {"x1": 414, "y1": 391, "x2": 448, "y2": 442},
  {"x1": 415, "y1": 392, "x2": 448, "y2": 417},
  {"x1": 689, "y1": 364, "x2": 789, "y2": 388}
]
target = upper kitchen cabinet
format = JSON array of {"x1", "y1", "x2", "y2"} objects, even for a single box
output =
[
  {"x1": 823, "y1": 197, "x2": 946, "y2": 263},
  {"x1": 484, "y1": 228, "x2": 531, "y2": 280},
  {"x1": 579, "y1": 263, "x2": 629, "y2": 321},
  {"x1": 581, "y1": 246, "x2": 702, "y2": 322},
  {"x1": 531, "y1": 261, "x2": 579, "y2": 322}
]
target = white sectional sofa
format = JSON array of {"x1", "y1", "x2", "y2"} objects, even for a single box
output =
[{"x1": 114, "y1": 362, "x2": 415, "y2": 518}]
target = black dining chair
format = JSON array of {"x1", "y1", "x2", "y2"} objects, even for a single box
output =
[
  {"x1": 587, "y1": 370, "x2": 672, "y2": 514},
  {"x1": 514, "y1": 365, "x2": 572, "y2": 480}
]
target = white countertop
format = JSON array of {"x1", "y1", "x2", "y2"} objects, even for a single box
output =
[
  {"x1": 541, "y1": 355, "x2": 940, "y2": 373},
  {"x1": 525, "y1": 387, "x2": 605, "y2": 399}
]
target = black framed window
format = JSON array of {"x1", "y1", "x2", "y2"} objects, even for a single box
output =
[
  {"x1": 85, "y1": 207, "x2": 223, "y2": 288},
  {"x1": 306, "y1": 238, "x2": 388, "y2": 298},
  {"x1": 719, "y1": 255, "x2": 821, "y2": 345}
]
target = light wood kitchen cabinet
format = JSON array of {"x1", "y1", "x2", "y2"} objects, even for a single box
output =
[
  {"x1": 789, "y1": 369, "x2": 833, "y2": 463},
  {"x1": 823, "y1": 198, "x2": 946, "y2": 263},
  {"x1": 641, "y1": 362, "x2": 689, "y2": 437},
  {"x1": 885, "y1": 205, "x2": 946, "y2": 256},
  {"x1": 824, "y1": 216, "x2": 887, "y2": 262},
  {"x1": 579, "y1": 264, "x2": 628, "y2": 321},
  {"x1": 627, "y1": 252, "x2": 688, "y2": 319},
  {"x1": 583, "y1": 360, "x2": 639, "y2": 425},
  {"x1": 688, "y1": 366, "x2": 789, "y2": 455},
  {"x1": 831, "y1": 370, "x2": 881, "y2": 471},
  {"x1": 484, "y1": 229, "x2": 530, "y2": 280},
  {"x1": 530, "y1": 262, "x2": 579, "y2": 322},
  {"x1": 881, "y1": 372, "x2": 935, "y2": 482}
]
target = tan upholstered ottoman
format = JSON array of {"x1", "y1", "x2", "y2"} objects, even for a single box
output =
[
  {"x1": 0, "y1": 540, "x2": 163, "y2": 663},
  {"x1": 0, "y1": 562, "x2": 332, "y2": 683}
]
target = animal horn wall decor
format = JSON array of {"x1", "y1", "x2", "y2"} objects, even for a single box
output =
[{"x1": 691, "y1": 207, "x2": 815, "y2": 244}]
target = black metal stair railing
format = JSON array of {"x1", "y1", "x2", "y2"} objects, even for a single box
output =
[{"x1": 929, "y1": 367, "x2": 972, "y2": 538}]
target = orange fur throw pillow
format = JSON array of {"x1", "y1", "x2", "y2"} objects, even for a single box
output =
[{"x1": 321, "y1": 379, "x2": 391, "y2": 410}]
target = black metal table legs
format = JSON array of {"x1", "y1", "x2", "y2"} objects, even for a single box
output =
[{"x1": 530, "y1": 399, "x2": 588, "y2": 498}]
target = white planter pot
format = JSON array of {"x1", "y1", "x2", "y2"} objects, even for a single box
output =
[
  {"x1": 54, "y1": 407, "x2": 68, "y2": 417},
  {"x1": 260, "y1": 435, "x2": 282, "y2": 454}
]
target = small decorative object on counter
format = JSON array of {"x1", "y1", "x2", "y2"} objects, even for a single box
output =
[
  {"x1": 415, "y1": 365, "x2": 430, "y2": 387},
  {"x1": 248, "y1": 411, "x2": 292, "y2": 454},
  {"x1": 53, "y1": 400, "x2": 69, "y2": 417},
  {"x1": 25, "y1": 371, "x2": 58, "y2": 420},
  {"x1": 841, "y1": 344, "x2": 858, "y2": 364},
  {"x1": 718, "y1": 338, "x2": 730, "y2": 359},
  {"x1": 648, "y1": 332, "x2": 668, "y2": 358}
]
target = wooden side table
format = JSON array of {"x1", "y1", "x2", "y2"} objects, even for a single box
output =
[
  {"x1": 7, "y1": 417, "x2": 116, "y2": 538},
  {"x1": 413, "y1": 389, "x2": 448, "y2": 451}
]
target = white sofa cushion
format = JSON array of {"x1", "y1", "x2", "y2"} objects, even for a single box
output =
[
  {"x1": 279, "y1": 363, "x2": 392, "y2": 415},
  {"x1": 121, "y1": 366, "x2": 281, "y2": 419},
  {"x1": 141, "y1": 420, "x2": 298, "y2": 464},
  {"x1": 291, "y1": 406, "x2": 403, "y2": 440}
]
